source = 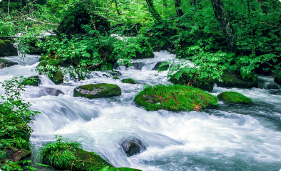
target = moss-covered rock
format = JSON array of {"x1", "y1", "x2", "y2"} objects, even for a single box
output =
[
  {"x1": 122, "y1": 78, "x2": 137, "y2": 84},
  {"x1": 74, "y1": 83, "x2": 122, "y2": 99},
  {"x1": 217, "y1": 91, "x2": 252, "y2": 104},
  {"x1": 41, "y1": 140, "x2": 112, "y2": 171},
  {"x1": 36, "y1": 61, "x2": 64, "y2": 84},
  {"x1": 51, "y1": 70, "x2": 64, "y2": 84},
  {"x1": 274, "y1": 71, "x2": 281, "y2": 85},
  {"x1": 0, "y1": 58, "x2": 18, "y2": 69},
  {"x1": 22, "y1": 76, "x2": 41, "y2": 86},
  {"x1": 0, "y1": 39, "x2": 18, "y2": 57},
  {"x1": 169, "y1": 71, "x2": 215, "y2": 92},
  {"x1": 113, "y1": 76, "x2": 120, "y2": 80},
  {"x1": 134, "y1": 85, "x2": 218, "y2": 111},
  {"x1": 216, "y1": 72, "x2": 258, "y2": 88}
]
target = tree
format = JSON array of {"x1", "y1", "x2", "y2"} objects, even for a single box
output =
[
  {"x1": 211, "y1": 0, "x2": 237, "y2": 51},
  {"x1": 145, "y1": 0, "x2": 162, "y2": 21},
  {"x1": 175, "y1": 0, "x2": 184, "y2": 17}
]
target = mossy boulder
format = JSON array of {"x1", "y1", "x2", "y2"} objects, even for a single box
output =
[
  {"x1": 274, "y1": 71, "x2": 281, "y2": 85},
  {"x1": 113, "y1": 76, "x2": 120, "y2": 80},
  {"x1": 0, "y1": 39, "x2": 18, "y2": 57},
  {"x1": 134, "y1": 85, "x2": 218, "y2": 111},
  {"x1": 218, "y1": 91, "x2": 252, "y2": 104},
  {"x1": 74, "y1": 83, "x2": 121, "y2": 99},
  {"x1": 122, "y1": 78, "x2": 137, "y2": 84},
  {"x1": 36, "y1": 61, "x2": 64, "y2": 84},
  {"x1": 1, "y1": 148, "x2": 31, "y2": 163},
  {"x1": 22, "y1": 76, "x2": 41, "y2": 86},
  {"x1": 41, "y1": 140, "x2": 112, "y2": 171},
  {"x1": 216, "y1": 72, "x2": 258, "y2": 88},
  {"x1": 169, "y1": 71, "x2": 215, "y2": 92},
  {"x1": 0, "y1": 58, "x2": 18, "y2": 69}
]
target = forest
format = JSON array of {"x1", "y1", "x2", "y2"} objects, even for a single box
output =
[{"x1": 0, "y1": 0, "x2": 281, "y2": 170}]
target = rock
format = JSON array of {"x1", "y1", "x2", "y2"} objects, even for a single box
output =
[
  {"x1": 41, "y1": 88, "x2": 64, "y2": 97},
  {"x1": 100, "y1": 166, "x2": 142, "y2": 171},
  {"x1": 134, "y1": 85, "x2": 218, "y2": 111},
  {"x1": 36, "y1": 61, "x2": 64, "y2": 84},
  {"x1": 218, "y1": 91, "x2": 252, "y2": 104},
  {"x1": 22, "y1": 76, "x2": 41, "y2": 86},
  {"x1": 169, "y1": 71, "x2": 215, "y2": 92},
  {"x1": 216, "y1": 72, "x2": 258, "y2": 88},
  {"x1": 50, "y1": 70, "x2": 64, "y2": 84},
  {"x1": 153, "y1": 61, "x2": 169, "y2": 71},
  {"x1": 110, "y1": 70, "x2": 122, "y2": 76},
  {"x1": 0, "y1": 39, "x2": 18, "y2": 57},
  {"x1": 0, "y1": 58, "x2": 18, "y2": 69},
  {"x1": 121, "y1": 139, "x2": 146, "y2": 157},
  {"x1": 113, "y1": 76, "x2": 120, "y2": 80},
  {"x1": 122, "y1": 78, "x2": 137, "y2": 84},
  {"x1": 274, "y1": 72, "x2": 281, "y2": 85},
  {"x1": 131, "y1": 62, "x2": 145, "y2": 70},
  {"x1": 1, "y1": 148, "x2": 31, "y2": 163},
  {"x1": 74, "y1": 83, "x2": 121, "y2": 99},
  {"x1": 41, "y1": 141, "x2": 112, "y2": 170}
]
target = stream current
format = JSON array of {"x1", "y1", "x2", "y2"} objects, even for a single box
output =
[{"x1": 1, "y1": 51, "x2": 281, "y2": 171}]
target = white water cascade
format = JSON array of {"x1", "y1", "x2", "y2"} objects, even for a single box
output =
[{"x1": 1, "y1": 51, "x2": 281, "y2": 171}]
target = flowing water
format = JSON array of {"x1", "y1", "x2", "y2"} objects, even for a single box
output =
[{"x1": 1, "y1": 51, "x2": 281, "y2": 171}]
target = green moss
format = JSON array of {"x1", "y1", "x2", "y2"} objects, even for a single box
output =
[
  {"x1": 113, "y1": 76, "x2": 120, "y2": 79},
  {"x1": 134, "y1": 85, "x2": 218, "y2": 111},
  {"x1": 169, "y1": 72, "x2": 215, "y2": 92},
  {"x1": 216, "y1": 72, "x2": 258, "y2": 88},
  {"x1": 74, "y1": 83, "x2": 122, "y2": 99},
  {"x1": 274, "y1": 71, "x2": 281, "y2": 85},
  {"x1": 0, "y1": 58, "x2": 18, "y2": 69},
  {"x1": 217, "y1": 91, "x2": 252, "y2": 104},
  {"x1": 41, "y1": 139, "x2": 112, "y2": 171},
  {"x1": 0, "y1": 39, "x2": 18, "y2": 57},
  {"x1": 122, "y1": 78, "x2": 137, "y2": 84},
  {"x1": 51, "y1": 70, "x2": 64, "y2": 84}
]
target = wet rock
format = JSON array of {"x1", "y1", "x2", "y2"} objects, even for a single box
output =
[
  {"x1": 218, "y1": 91, "x2": 252, "y2": 104},
  {"x1": 121, "y1": 139, "x2": 146, "y2": 157},
  {"x1": 36, "y1": 61, "x2": 64, "y2": 84},
  {"x1": 22, "y1": 76, "x2": 41, "y2": 86},
  {"x1": 110, "y1": 70, "x2": 122, "y2": 76},
  {"x1": 153, "y1": 61, "x2": 169, "y2": 71},
  {"x1": 134, "y1": 85, "x2": 218, "y2": 111},
  {"x1": 274, "y1": 72, "x2": 281, "y2": 85},
  {"x1": 41, "y1": 88, "x2": 64, "y2": 97},
  {"x1": 216, "y1": 72, "x2": 258, "y2": 88},
  {"x1": 113, "y1": 76, "x2": 120, "y2": 80},
  {"x1": 131, "y1": 62, "x2": 145, "y2": 70},
  {"x1": 122, "y1": 78, "x2": 137, "y2": 84},
  {"x1": 0, "y1": 39, "x2": 18, "y2": 57},
  {"x1": 2, "y1": 148, "x2": 31, "y2": 163},
  {"x1": 0, "y1": 58, "x2": 18, "y2": 69},
  {"x1": 74, "y1": 83, "x2": 121, "y2": 99}
]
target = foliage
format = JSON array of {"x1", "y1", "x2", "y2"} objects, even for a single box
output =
[
  {"x1": 217, "y1": 91, "x2": 252, "y2": 104},
  {"x1": 0, "y1": 77, "x2": 39, "y2": 170},
  {"x1": 40, "y1": 136, "x2": 112, "y2": 170},
  {"x1": 134, "y1": 85, "x2": 218, "y2": 111},
  {"x1": 122, "y1": 78, "x2": 137, "y2": 84}
]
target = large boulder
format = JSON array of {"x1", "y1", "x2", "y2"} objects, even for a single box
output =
[
  {"x1": 36, "y1": 61, "x2": 64, "y2": 84},
  {"x1": 169, "y1": 71, "x2": 215, "y2": 92},
  {"x1": 134, "y1": 85, "x2": 218, "y2": 111},
  {"x1": 0, "y1": 39, "x2": 18, "y2": 57},
  {"x1": 216, "y1": 72, "x2": 258, "y2": 88},
  {"x1": 0, "y1": 58, "x2": 18, "y2": 69},
  {"x1": 218, "y1": 91, "x2": 252, "y2": 104},
  {"x1": 121, "y1": 139, "x2": 146, "y2": 157},
  {"x1": 41, "y1": 140, "x2": 112, "y2": 171},
  {"x1": 74, "y1": 83, "x2": 121, "y2": 99}
]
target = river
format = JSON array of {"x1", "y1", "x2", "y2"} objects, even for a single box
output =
[{"x1": 1, "y1": 51, "x2": 281, "y2": 171}]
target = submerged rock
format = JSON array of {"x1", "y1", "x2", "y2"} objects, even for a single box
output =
[
  {"x1": 169, "y1": 71, "x2": 215, "y2": 92},
  {"x1": 0, "y1": 58, "x2": 18, "y2": 69},
  {"x1": 27, "y1": 88, "x2": 64, "y2": 98},
  {"x1": 216, "y1": 72, "x2": 258, "y2": 88},
  {"x1": 121, "y1": 139, "x2": 146, "y2": 157},
  {"x1": 74, "y1": 83, "x2": 121, "y2": 99},
  {"x1": 0, "y1": 39, "x2": 18, "y2": 57},
  {"x1": 218, "y1": 91, "x2": 252, "y2": 104},
  {"x1": 134, "y1": 85, "x2": 218, "y2": 111},
  {"x1": 122, "y1": 78, "x2": 137, "y2": 84}
]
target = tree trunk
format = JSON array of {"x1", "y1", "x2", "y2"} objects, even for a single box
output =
[
  {"x1": 175, "y1": 0, "x2": 184, "y2": 17},
  {"x1": 211, "y1": 0, "x2": 237, "y2": 51},
  {"x1": 114, "y1": 0, "x2": 121, "y2": 15},
  {"x1": 146, "y1": 0, "x2": 162, "y2": 21}
]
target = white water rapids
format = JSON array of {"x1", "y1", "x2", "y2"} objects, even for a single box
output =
[{"x1": 1, "y1": 51, "x2": 281, "y2": 171}]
